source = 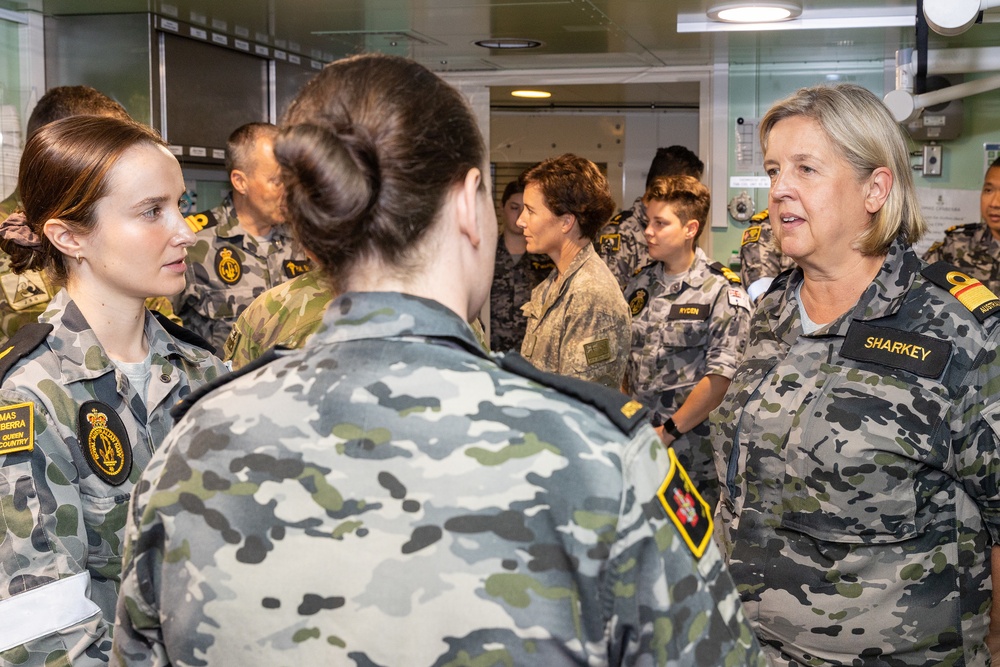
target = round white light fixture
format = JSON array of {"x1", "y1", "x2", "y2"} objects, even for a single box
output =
[
  {"x1": 511, "y1": 90, "x2": 552, "y2": 99},
  {"x1": 474, "y1": 38, "x2": 543, "y2": 49},
  {"x1": 707, "y1": 2, "x2": 802, "y2": 23}
]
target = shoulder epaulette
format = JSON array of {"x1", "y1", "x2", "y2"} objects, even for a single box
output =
[
  {"x1": 184, "y1": 209, "x2": 219, "y2": 234},
  {"x1": 170, "y1": 348, "x2": 279, "y2": 421},
  {"x1": 498, "y1": 352, "x2": 648, "y2": 435},
  {"x1": 750, "y1": 208, "x2": 769, "y2": 223},
  {"x1": 709, "y1": 261, "x2": 742, "y2": 285},
  {"x1": 609, "y1": 210, "x2": 627, "y2": 225},
  {"x1": 0, "y1": 323, "x2": 52, "y2": 381},
  {"x1": 152, "y1": 312, "x2": 217, "y2": 355},
  {"x1": 921, "y1": 261, "x2": 1000, "y2": 323},
  {"x1": 944, "y1": 222, "x2": 981, "y2": 235}
]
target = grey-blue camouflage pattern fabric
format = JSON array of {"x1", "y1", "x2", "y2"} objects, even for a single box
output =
[
  {"x1": 0, "y1": 290, "x2": 227, "y2": 666},
  {"x1": 113, "y1": 290, "x2": 765, "y2": 667},
  {"x1": 595, "y1": 197, "x2": 652, "y2": 292},
  {"x1": 489, "y1": 242, "x2": 552, "y2": 353},
  {"x1": 624, "y1": 247, "x2": 750, "y2": 508},
  {"x1": 923, "y1": 222, "x2": 1000, "y2": 295},
  {"x1": 710, "y1": 239, "x2": 1000, "y2": 666}
]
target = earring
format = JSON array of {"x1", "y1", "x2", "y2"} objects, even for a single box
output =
[{"x1": 76, "y1": 253, "x2": 82, "y2": 264}]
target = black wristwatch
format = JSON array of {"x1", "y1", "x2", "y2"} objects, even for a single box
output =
[{"x1": 663, "y1": 417, "x2": 683, "y2": 439}]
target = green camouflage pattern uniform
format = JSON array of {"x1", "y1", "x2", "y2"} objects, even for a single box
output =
[
  {"x1": 0, "y1": 197, "x2": 60, "y2": 342},
  {"x1": 923, "y1": 222, "x2": 1000, "y2": 295},
  {"x1": 521, "y1": 243, "x2": 631, "y2": 389},
  {"x1": 0, "y1": 290, "x2": 227, "y2": 666},
  {"x1": 489, "y1": 242, "x2": 552, "y2": 353},
  {"x1": 595, "y1": 197, "x2": 651, "y2": 292},
  {"x1": 624, "y1": 247, "x2": 751, "y2": 507},
  {"x1": 710, "y1": 239, "x2": 1000, "y2": 666},
  {"x1": 173, "y1": 195, "x2": 312, "y2": 352},
  {"x1": 738, "y1": 211, "x2": 795, "y2": 302},
  {"x1": 223, "y1": 271, "x2": 331, "y2": 370},
  {"x1": 112, "y1": 290, "x2": 766, "y2": 666}
]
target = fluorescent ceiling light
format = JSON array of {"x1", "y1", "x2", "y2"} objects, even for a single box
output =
[
  {"x1": 708, "y1": 2, "x2": 801, "y2": 23},
  {"x1": 678, "y1": 5, "x2": 916, "y2": 32},
  {"x1": 474, "y1": 38, "x2": 543, "y2": 50},
  {"x1": 511, "y1": 90, "x2": 552, "y2": 99}
]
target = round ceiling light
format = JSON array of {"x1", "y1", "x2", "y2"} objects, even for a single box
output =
[
  {"x1": 707, "y1": 2, "x2": 802, "y2": 23},
  {"x1": 474, "y1": 38, "x2": 543, "y2": 49},
  {"x1": 511, "y1": 90, "x2": 552, "y2": 99}
]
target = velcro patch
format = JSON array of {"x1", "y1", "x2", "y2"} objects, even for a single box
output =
[
  {"x1": 598, "y1": 233, "x2": 621, "y2": 253},
  {"x1": 922, "y1": 262, "x2": 1000, "y2": 322},
  {"x1": 741, "y1": 226, "x2": 762, "y2": 245},
  {"x1": 283, "y1": 259, "x2": 312, "y2": 279},
  {"x1": 78, "y1": 401, "x2": 132, "y2": 486},
  {"x1": 583, "y1": 338, "x2": 612, "y2": 365},
  {"x1": 657, "y1": 447, "x2": 713, "y2": 559},
  {"x1": 0, "y1": 401, "x2": 33, "y2": 456},
  {"x1": 728, "y1": 288, "x2": 750, "y2": 311},
  {"x1": 215, "y1": 247, "x2": 243, "y2": 285},
  {"x1": 668, "y1": 303, "x2": 709, "y2": 320},
  {"x1": 841, "y1": 321, "x2": 951, "y2": 379},
  {"x1": 627, "y1": 288, "x2": 648, "y2": 316}
]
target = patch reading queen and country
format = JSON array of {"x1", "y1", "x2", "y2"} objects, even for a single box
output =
[
  {"x1": 657, "y1": 447, "x2": 713, "y2": 559},
  {"x1": 0, "y1": 401, "x2": 34, "y2": 456}
]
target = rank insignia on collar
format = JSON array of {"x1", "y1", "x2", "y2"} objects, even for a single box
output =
[
  {"x1": 657, "y1": 447, "x2": 713, "y2": 559},
  {"x1": 0, "y1": 401, "x2": 34, "y2": 456},
  {"x1": 78, "y1": 401, "x2": 132, "y2": 486},
  {"x1": 215, "y1": 247, "x2": 243, "y2": 285}
]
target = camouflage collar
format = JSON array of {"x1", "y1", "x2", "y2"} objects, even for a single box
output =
[
  {"x1": 212, "y1": 195, "x2": 293, "y2": 247},
  {"x1": 316, "y1": 291, "x2": 489, "y2": 359},
  {"x1": 774, "y1": 239, "x2": 915, "y2": 338},
  {"x1": 651, "y1": 246, "x2": 709, "y2": 289},
  {"x1": 39, "y1": 290, "x2": 205, "y2": 383},
  {"x1": 630, "y1": 196, "x2": 648, "y2": 226}
]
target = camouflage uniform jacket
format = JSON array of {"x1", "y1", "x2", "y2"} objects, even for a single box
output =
[
  {"x1": 923, "y1": 222, "x2": 1000, "y2": 295},
  {"x1": 623, "y1": 247, "x2": 750, "y2": 506},
  {"x1": 173, "y1": 195, "x2": 312, "y2": 352},
  {"x1": 0, "y1": 290, "x2": 227, "y2": 666},
  {"x1": 489, "y1": 241, "x2": 552, "y2": 353},
  {"x1": 710, "y1": 239, "x2": 1000, "y2": 666},
  {"x1": 595, "y1": 197, "x2": 651, "y2": 291},
  {"x1": 521, "y1": 243, "x2": 631, "y2": 388},
  {"x1": 223, "y1": 271, "x2": 332, "y2": 370},
  {"x1": 112, "y1": 290, "x2": 766, "y2": 666},
  {"x1": 738, "y1": 211, "x2": 795, "y2": 300}
]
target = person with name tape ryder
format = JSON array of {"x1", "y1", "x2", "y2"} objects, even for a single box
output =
[
  {"x1": 0, "y1": 116, "x2": 227, "y2": 665},
  {"x1": 709, "y1": 82, "x2": 1000, "y2": 666},
  {"x1": 111, "y1": 53, "x2": 765, "y2": 667}
]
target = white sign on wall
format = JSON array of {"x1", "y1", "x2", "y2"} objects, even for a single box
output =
[{"x1": 914, "y1": 188, "x2": 980, "y2": 258}]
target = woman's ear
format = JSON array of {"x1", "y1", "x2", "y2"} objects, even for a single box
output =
[
  {"x1": 455, "y1": 167, "x2": 483, "y2": 249},
  {"x1": 864, "y1": 167, "x2": 893, "y2": 215},
  {"x1": 559, "y1": 213, "x2": 578, "y2": 235},
  {"x1": 43, "y1": 218, "x2": 85, "y2": 259}
]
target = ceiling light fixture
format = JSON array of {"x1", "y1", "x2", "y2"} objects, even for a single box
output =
[
  {"x1": 511, "y1": 90, "x2": 552, "y2": 99},
  {"x1": 707, "y1": 2, "x2": 802, "y2": 23},
  {"x1": 474, "y1": 38, "x2": 543, "y2": 50}
]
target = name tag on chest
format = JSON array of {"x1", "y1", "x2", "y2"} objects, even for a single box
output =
[
  {"x1": 841, "y1": 321, "x2": 951, "y2": 378},
  {"x1": 668, "y1": 303, "x2": 709, "y2": 320}
]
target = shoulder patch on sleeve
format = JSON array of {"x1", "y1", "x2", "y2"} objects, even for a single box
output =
[
  {"x1": 0, "y1": 323, "x2": 52, "y2": 381},
  {"x1": 153, "y1": 311, "x2": 217, "y2": 355},
  {"x1": 184, "y1": 210, "x2": 218, "y2": 234},
  {"x1": 657, "y1": 447, "x2": 713, "y2": 559},
  {"x1": 597, "y1": 233, "x2": 621, "y2": 254},
  {"x1": 498, "y1": 352, "x2": 649, "y2": 435},
  {"x1": 709, "y1": 261, "x2": 742, "y2": 285},
  {"x1": 170, "y1": 348, "x2": 279, "y2": 421},
  {"x1": 750, "y1": 208, "x2": 769, "y2": 223},
  {"x1": 921, "y1": 261, "x2": 1000, "y2": 322},
  {"x1": 0, "y1": 401, "x2": 34, "y2": 456},
  {"x1": 741, "y1": 226, "x2": 762, "y2": 246}
]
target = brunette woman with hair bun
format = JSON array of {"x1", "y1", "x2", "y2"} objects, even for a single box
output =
[
  {"x1": 0, "y1": 115, "x2": 227, "y2": 664},
  {"x1": 114, "y1": 53, "x2": 764, "y2": 667}
]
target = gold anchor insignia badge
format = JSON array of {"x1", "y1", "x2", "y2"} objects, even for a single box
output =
[
  {"x1": 86, "y1": 409, "x2": 124, "y2": 477},
  {"x1": 216, "y1": 248, "x2": 242, "y2": 285}
]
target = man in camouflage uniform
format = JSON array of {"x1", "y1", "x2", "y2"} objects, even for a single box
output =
[
  {"x1": 710, "y1": 239, "x2": 1000, "y2": 665},
  {"x1": 173, "y1": 122, "x2": 312, "y2": 351},
  {"x1": 624, "y1": 176, "x2": 750, "y2": 508},
  {"x1": 737, "y1": 209, "x2": 795, "y2": 302},
  {"x1": 0, "y1": 87, "x2": 131, "y2": 341},
  {"x1": 0, "y1": 290, "x2": 226, "y2": 665},
  {"x1": 923, "y1": 156, "x2": 1000, "y2": 294},
  {"x1": 113, "y1": 290, "x2": 767, "y2": 666},
  {"x1": 596, "y1": 145, "x2": 704, "y2": 291}
]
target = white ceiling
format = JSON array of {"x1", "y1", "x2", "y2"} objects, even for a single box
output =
[{"x1": 10, "y1": 0, "x2": 1000, "y2": 107}]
